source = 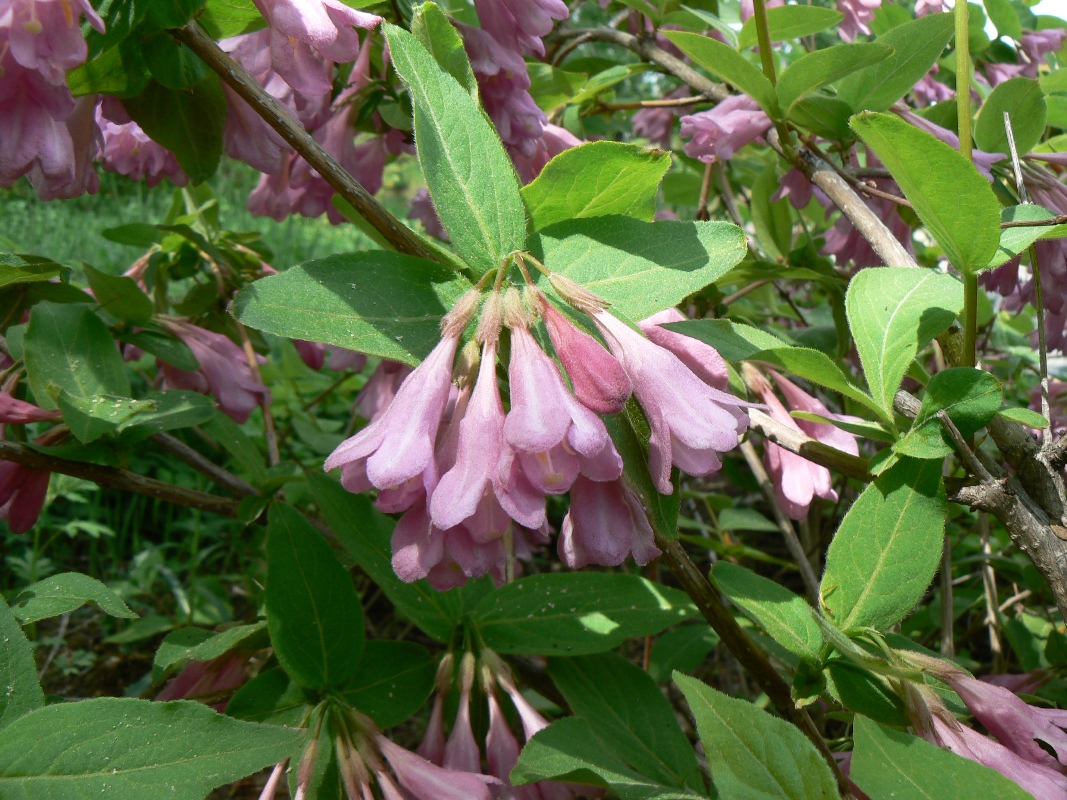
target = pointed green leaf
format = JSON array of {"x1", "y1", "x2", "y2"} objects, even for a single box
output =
[
  {"x1": 0, "y1": 595, "x2": 43, "y2": 730},
  {"x1": 851, "y1": 716, "x2": 1033, "y2": 800},
  {"x1": 24, "y1": 302, "x2": 130, "y2": 409},
  {"x1": 533, "y1": 217, "x2": 747, "y2": 321},
  {"x1": 55, "y1": 391, "x2": 155, "y2": 444},
  {"x1": 648, "y1": 625, "x2": 720, "y2": 683},
  {"x1": 751, "y1": 346, "x2": 888, "y2": 422},
  {"x1": 410, "y1": 2, "x2": 477, "y2": 98},
  {"x1": 711, "y1": 562, "x2": 823, "y2": 662},
  {"x1": 674, "y1": 673, "x2": 838, "y2": 800},
  {"x1": 852, "y1": 112, "x2": 1001, "y2": 273},
  {"x1": 266, "y1": 504, "x2": 364, "y2": 690},
  {"x1": 662, "y1": 31, "x2": 779, "y2": 116},
  {"x1": 232, "y1": 253, "x2": 472, "y2": 366},
  {"x1": 662, "y1": 318, "x2": 788, "y2": 361},
  {"x1": 845, "y1": 268, "x2": 964, "y2": 417},
  {"x1": 153, "y1": 623, "x2": 267, "y2": 681},
  {"x1": 226, "y1": 668, "x2": 310, "y2": 727},
  {"x1": 385, "y1": 23, "x2": 526, "y2": 275},
  {"x1": 0, "y1": 697, "x2": 301, "y2": 798},
  {"x1": 738, "y1": 5, "x2": 844, "y2": 49},
  {"x1": 472, "y1": 573, "x2": 698, "y2": 656},
  {"x1": 777, "y1": 44, "x2": 893, "y2": 113},
  {"x1": 997, "y1": 406, "x2": 1048, "y2": 428},
  {"x1": 975, "y1": 77, "x2": 1047, "y2": 155},
  {"x1": 340, "y1": 641, "x2": 434, "y2": 729},
  {"x1": 13, "y1": 572, "x2": 136, "y2": 625},
  {"x1": 837, "y1": 12, "x2": 956, "y2": 112},
  {"x1": 522, "y1": 142, "x2": 672, "y2": 230},
  {"x1": 114, "y1": 390, "x2": 216, "y2": 442},
  {"x1": 821, "y1": 458, "x2": 947, "y2": 631},
  {"x1": 549, "y1": 654, "x2": 705, "y2": 792},
  {"x1": 82, "y1": 264, "x2": 153, "y2": 324},
  {"x1": 895, "y1": 368, "x2": 1002, "y2": 459},
  {"x1": 750, "y1": 161, "x2": 793, "y2": 260}
]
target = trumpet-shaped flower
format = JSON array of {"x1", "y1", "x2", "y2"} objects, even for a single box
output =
[
  {"x1": 680, "y1": 95, "x2": 772, "y2": 164},
  {"x1": 539, "y1": 301, "x2": 631, "y2": 414},
  {"x1": 0, "y1": 461, "x2": 50, "y2": 534},
  {"x1": 558, "y1": 476, "x2": 660, "y2": 568},
  {"x1": 639, "y1": 308, "x2": 728, "y2": 390}
]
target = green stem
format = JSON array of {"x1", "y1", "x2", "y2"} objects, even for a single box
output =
[
  {"x1": 955, "y1": 0, "x2": 972, "y2": 163},
  {"x1": 751, "y1": 0, "x2": 777, "y2": 85},
  {"x1": 963, "y1": 272, "x2": 978, "y2": 368}
]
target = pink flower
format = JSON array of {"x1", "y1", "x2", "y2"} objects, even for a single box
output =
[
  {"x1": 0, "y1": 392, "x2": 60, "y2": 423},
  {"x1": 155, "y1": 654, "x2": 248, "y2": 712},
  {"x1": 558, "y1": 475, "x2": 661, "y2": 568},
  {"x1": 473, "y1": 0, "x2": 568, "y2": 58},
  {"x1": 159, "y1": 320, "x2": 271, "y2": 424},
  {"x1": 914, "y1": 0, "x2": 944, "y2": 15},
  {"x1": 0, "y1": 52, "x2": 74, "y2": 188},
  {"x1": 505, "y1": 325, "x2": 622, "y2": 495},
  {"x1": 376, "y1": 736, "x2": 499, "y2": 800},
  {"x1": 1021, "y1": 29, "x2": 1067, "y2": 77},
  {"x1": 739, "y1": 0, "x2": 783, "y2": 22},
  {"x1": 98, "y1": 108, "x2": 187, "y2": 188},
  {"x1": 512, "y1": 123, "x2": 583, "y2": 183},
  {"x1": 443, "y1": 657, "x2": 481, "y2": 773},
  {"x1": 984, "y1": 61, "x2": 1027, "y2": 86},
  {"x1": 408, "y1": 189, "x2": 449, "y2": 240},
  {"x1": 837, "y1": 0, "x2": 882, "y2": 42},
  {"x1": 325, "y1": 332, "x2": 458, "y2": 497},
  {"x1": 0, "y1": 461, "x2": 50, "y2": 534},
  {"x1": 539, "y1": 300, "x2": 631, "y2": 415},
  {"x1": 912, "y1": 70, "x2": 953, "y2": 106},
  {"x1": 592, "y1": 310, "x2": 750, "y2": 493},
  {"x1": 252, "y1": 0, "x2": 382, "y2": 95},
  {"x1": 639, "y1": 308, "x2": 728, "y2": 391},
  {"x1": 0, "y1": 0, "x2": 105, "y2": 85},
  {"x1": 680, "y1": 95, "x2": 772, "y2": 164}
]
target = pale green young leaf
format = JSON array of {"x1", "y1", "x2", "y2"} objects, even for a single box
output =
[
  {"x1": 232, "y1": 253, "x2": 472, "y2": 366},
  {"x1": 55, "y1": 391, "x2": 155, "y2": 444},
  {"x1": 410, "y1": 2, "x2": 477, "y2": 98},
  {"x1": 837, "y1": 13, "x2": 956, "y2": 112},
  {"x1": 533, "y1": 217, "x2": 746, "y2": 321},
  {"x1": 821, "y1": 458, "x2": 946, "y2": 631},
  {"x1": 987, "y1": 204, "x2": 1065, "y2": 269},
  {"x1": 674, "y1": 674, "x2": 838, "y2": 800},
  {"x1": 845, "y1": 268, "x2": 964, "y2": 417},
  {"x1": 522, "y1": 142, "x2": 671, "y2": 230},
  {"x1": 777, "y1": 44, "x2": 892, "y2": 113},
  {"x1": 894, "y1": 368, "x2": 1002, "y2": 459},
  {"x1": 661, "y1": 31, "x2": 779, "y2": 116},
  {"x1": 851, "y1": 112, "x2": 1001, "y2": 274},
  {"x1": 385, "y1": 23, "x2": 526, "y2": 275},
  {"x1": 738, "y1": 5, "x2": 843, "y2": 49},
  {"x1": 974, "y1": 77, "x2": 1046, "y2": 155}
]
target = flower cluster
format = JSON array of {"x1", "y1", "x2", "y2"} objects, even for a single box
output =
[{"x1": 326, "y1": 268, "x2": 750, "y2": 586}]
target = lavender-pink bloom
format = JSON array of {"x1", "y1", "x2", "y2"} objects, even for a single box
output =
[
  {"x1": 159, "y1": 321, "x2": 271, "y2": 424},
  {"x1": 1021, "y1": 29, "x2": 1067, "y2": 77},
  {"x1": 558, "y1": 475, "x2": 660, "y2": 569},
  {"x1": 1, "y1": 0, "x2": 105, "y2": 85},
  {"x1": 325, "y1": 332, "x2": 458, "y2": 497},
  {"x1": 473, "y1": 0, "x2": 568, "y2": 58},
  {"x1": 443, "y1": 668, "x2": 481, "y2": 773},
  {"x1": 984, "y1": 61, "x2": 1027, "y2": 86},
  {"x1": 739, "y1": 0, "x2": 783, "y2": 22},
  {"x1": 539, "y1": 301, "x2": 631, "y2": 414},
  {"x1": 0, "y1": 461, "x2": 50, "y2": 534},
  {"x1": 593, "y1": 310, "x2": 750, "y2": 493},
  {"x1": 914, "y1": 0, "x2": 945, "y2": 15},
  {"x1": 376, "y1": 736, "x2": 499, "y2": 800},
  {"x1": 640, "y1": 308, "x2": 729, "y2": 391},
  {"x1": 486, "y1": 692, "x2": 541, "y2": 800},
  {"x1": 912, "y1": 65, "x2": 953, "y2": 106},
  {"x1": 837, "y1": 0, "x2": 882, "y2": 42},
  {"x1": 512, "y1": 123, "x2": 582, "y2": 183},
  {"x1": 0, "y1": 392, "x2": 60, "y2": 423},
  {"x1": 408, "y1": 188, "x2": 449, "y2": 240},
  {"x1": 680, "y1": 95, "x2": 772, "y2": 164},
  {"x1": 99, "y1": 112, "x2": 188, "y2": 188}
]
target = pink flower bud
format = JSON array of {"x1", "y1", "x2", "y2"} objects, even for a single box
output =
[{"x1": 540, "y1": 302, "x2": 631, "y2": 415}]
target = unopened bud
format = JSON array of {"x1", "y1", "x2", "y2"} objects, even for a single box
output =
[
  {"x1": 502, "y1": 286, "x2": 530, "y2": 329},
  {"x1": 476, "y1": 292, "x2": 503, "y2": 343},
  {"x1": 433, "y1": 652, "x2": 455, "y2": 694},
  {"x1": 441, "y1": 288, "x2": 483, "y2": 338},
  {"x1": 740, "y1": 362, "x2": 772, "y2": 397},
  {"x1": 458, "y1": 651, "x2": 477, "y2": 694},
  {"x1": 454, "y1": 339, "x2": 481, "y2": 386},
  {"x1": 548, "y1": 273, "x2": 610, "y2": 315}
]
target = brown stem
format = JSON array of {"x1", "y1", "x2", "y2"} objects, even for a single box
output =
[
  {"x1": 0, "y1": 439, "x2": 241, "y2": 517},
  {"x1": 151, "y1": 433, "x2": 259, "y2": 497},
  {"x1": 748, "y1": 409, "x2": 873, "y2": 482},
  {"x1": 171, "y1": 21, "x2": 435, "y2": 261},
  {"x1": 655, "y1": 534, "x2": 856, "y2": 799}
]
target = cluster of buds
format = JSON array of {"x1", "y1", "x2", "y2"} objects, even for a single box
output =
[
  {"x1": 417, "y1": 650, "x2": 589, "y2": 799},
  {"x1": 325, "y1": 261, "x2": 752, "y2": 586}
]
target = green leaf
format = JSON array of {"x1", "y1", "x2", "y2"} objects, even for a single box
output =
[
  {"x1": 984, "y1": 0, "x2": 1023, "y2": 41},
  {"x1": 226, "y1": 668, "x2": 310, "y2": 727},
  {"x1": 12, "y1": 573, "x2": 136, "y2": 625},
  {"x1": 512, "y1": 717, "x2": 705, "y2": 800},
  {"x1": 232, "y1": 254, "x2": 472, "y2": 366},
  {"x1": 339, "y1": 641, "x2": 435, "y2": 729},
  {"x1": 837, "y1": 13, "x2": 956, "y2": 112},
  {"x1": 750, "y1": 162, "x2": 793, "y2": 261},
  {"x1": 648, "y1": 625, "x2": 719, "y2": 683},
  {"x1": 997, "y1": 406, "x2": 1048, "y2": 428},
  {"x1": 752, "y1": 346, "x2": 888, "y2": 422},
  {"x1": 201, "y1": 415, "x2": 266, "y2": 482},
  {"x1": 820, "y1": 458, "x2": 946, "y2": 631},
  {"x1": 0, "y1": 697, "x2": 301, "y2": 798},
  {"x1": 987, "y1": 204, "x2": 1065, "y2": 269},
  {"x1": 792, "y1": 411, "x2": 896, "y2": 443},
  {"x1": 118, "y1": 328, "x2": 200, "y2": 372},
  {"x1": 711, "y1": 562, "x2": 824, "y2": 662},
  {"x1": 472, "y1": 573, "x2": 698, "y2": 656},
  {"x1": 308, "y1": 474, "x2": 464, "y2": 643},
  {"x1": 674, "y1": 673, "x2": 838, "y2": 800},
  {"x1": 55, "y1": 391, "x2": 155, "y2": 444},
  {"x1": 824, "y1": 662, "x2": 907, "y2": 726},
  {"x1": 83, "y1": 264, "x2": 153, "y2": 324},
  {"x1": 788, "y1": 95, "x2": 856, "y2": 141},
  {"x1": 140, "y1": 32, "x2": 210, "y2": 90},
  {"x1": 550, "y1": 654, "x2": 705, "y2": 792},
  {"x1": 851, "y1": 716, "x2": 1033, "y2": 800},
  {"x1": 845, "y1": 268, "x2": 964, "y2": 417},
  {"x1": 146, "y1": 0, "x2": 207, "y2": 27},
  {"x1": 533, "y1": 217, "x2": 746, "y2": 321},
  {"x1": 266, "y1": 504, "x2": 364, "y2": 690},
  {"x1": 777, "y1": 44, "x2": 893, "y2": 113},
  {"x1": 975, "y1": 77, "x2": 1047, "y2": 155},
  {"x1": 66, "y1": 42, "x2": 149, "y2": 98},
  {"x1": 604, "y1": 406, "x2": 680, "y2": 540},
  {"x1": 528, "y1": 63, "x2": 588, "y2": 112},
  {"x1": 0, "y1": 595, "x2": 43, "y2": 730},
  {"x1": 24, "y1": 302, "x2": 131, "y2": 409},
  {"x1": 662, "y1": 31, "x2": 779, "y2": 116},
  {"x1": 895, "y1": 368, "x2": 1002, "y2": 459},
  {"x1": 199, "y1": 0, "x2": 265, "y2": 38},
  {"x1": 0, "y1": 256, "x2": 62, "y2": 288},
  {"x1": 522, "y1": 142, "x2": 672, "y2": 230},
  {"x1": 153, "y1": 623, "x2": 267, "y2": 681},
  {"x1": 122, "y1": 76, "x2": 226, "y2": 184},
  {"x1": 662, "y1": 318, "x2": 787, "y2": 362},
  {"x1": 851, "y1": 111, "x2": 1001, "y2": 274},
  {"x1": 386, "y1": 23, "x2": 526, "y2": 275},
  {"x1": 738, "y1": 5, "x2": 844, "y2": 49},
  {"x1": 115, "y1": 390, "x2": 217, "y2": 442},
  {"x1": 411, "y1": 2, "x2": 477, "y2": 98}
]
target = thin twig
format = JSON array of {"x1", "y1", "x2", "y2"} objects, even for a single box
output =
[
  {"x1": 151, "y1": 433, "x2": 259, "y2": 497},
  {"x1": 748, "y1": 409, "x2": 873, "y2": 482},
  {"x1": 978, "y1": 513, "x2": 1004, "y2": 669},
  {"x1": 695, "y1": 161, "x2": 715, "y2": 222},
  {"x1": 235, "y1": 324, "x2": 280, "y2": 467},
  {"x1": 940, "y1": 534, "x2": 955, "y2": 658},
  {"x1": 1000, "y1": 215, "x2": 1067, "y2": 228}
]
